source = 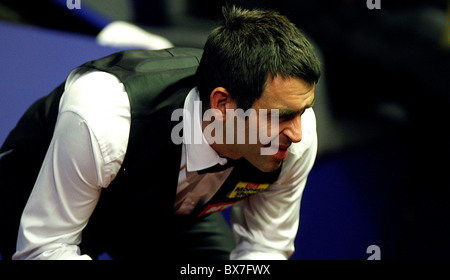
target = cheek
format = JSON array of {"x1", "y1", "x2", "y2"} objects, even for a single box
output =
[{"x1": 246, "y1": 111, "x2": 280, "y2": 144}]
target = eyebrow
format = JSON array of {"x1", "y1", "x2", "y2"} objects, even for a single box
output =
[
  {"x1": 308, "y1": 96, "x2": 316, "y2": 108},
  {"x1": 278, "y1": 96, "x2": 316, "y2": 118}
]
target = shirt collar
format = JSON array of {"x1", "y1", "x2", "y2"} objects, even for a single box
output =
[{"x1": 183, "y1": 87, "x2": 228, "y2": 172}]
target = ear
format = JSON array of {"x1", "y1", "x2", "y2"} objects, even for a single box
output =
[{"x1": 209, "y1": 87, "x2": 237, "y2": 120}]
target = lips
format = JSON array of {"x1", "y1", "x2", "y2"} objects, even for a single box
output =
[
  {"x1": 262, "y1": 143, "x2": 290, "y2": 160},
  {"x1": 277, "y1": 144, "x2": 290, "y2": 151},
  {"x1": 262, "y1": 143, "x2": 290, "y2": 150},
  {"x1": 274, "y1": 146, "x2": 289, "y2": 160}
]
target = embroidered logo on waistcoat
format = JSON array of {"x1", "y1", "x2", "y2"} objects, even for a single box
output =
[
  {"x1": 228, "y1": 182, "x2": 270, "y2": 199},
  {"x1": 197, "y1": 201, "x2": 236, "y2": 217},
  {"x1": 197, "y1": 181, "x2": 271, "y2": 217}
]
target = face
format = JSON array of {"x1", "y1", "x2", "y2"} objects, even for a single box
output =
[{"x1": 229, "y1": 75, "x2": 316, "y2": 172}]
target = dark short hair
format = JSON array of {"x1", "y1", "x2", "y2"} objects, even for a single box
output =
[{"x1": 196, "y1": 6, "x2": 321, "y2": 111}]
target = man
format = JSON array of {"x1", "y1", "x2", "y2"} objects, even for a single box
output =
[{"x1": 0, "y1": 6, "x2": 320, "y2": 260}]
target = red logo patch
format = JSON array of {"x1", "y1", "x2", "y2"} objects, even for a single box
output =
[{"x1": 197, "y1": 201, "x2": 236, "y2": 217}]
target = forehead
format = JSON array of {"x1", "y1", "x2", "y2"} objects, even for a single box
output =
[{"x1": 253, "y1": 75, "x2": 315, "y2": 110}]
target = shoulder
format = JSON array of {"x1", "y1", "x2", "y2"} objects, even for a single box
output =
[
  {"x1": 59, "y1": 68, "x2": 131, "y2": 164},
  {"x1": 62, "y1": 67, "x2": 129, "y2": 111}
]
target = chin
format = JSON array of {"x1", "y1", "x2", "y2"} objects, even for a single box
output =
[{"x1": 255, "y1": 159, "x2": 282, "y2": 173}]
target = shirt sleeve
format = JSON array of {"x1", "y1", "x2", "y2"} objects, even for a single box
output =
[
  {"x1": 13, "y1": 69, "x2": 130, "y2": 260},
  {"x1": 230, "y1": 108, "x2": 318, "y2": 260}
]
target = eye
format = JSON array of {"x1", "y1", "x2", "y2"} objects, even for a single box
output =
[
  {"x1": 279, "y1": 113, "x2": 297, "y2": 122},
  {"x1": 300, "y1": 108, "x2": 307, "y2": 115}
]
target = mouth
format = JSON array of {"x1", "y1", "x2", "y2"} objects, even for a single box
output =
[
  {"x1": 262, "y1": 143, "x2": 290, "y2": 160},
  {"x1": 262, "y1": 142, "x2": 290, "y2": 150}
]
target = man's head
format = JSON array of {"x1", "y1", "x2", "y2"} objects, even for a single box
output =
[
  {"x1": 196, "y1": 6, "x2": 321, "y2": 111},
  {"x1": 197, "y1": 6, "x2": 321, "y2": 172}
]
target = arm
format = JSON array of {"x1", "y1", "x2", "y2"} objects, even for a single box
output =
[
  {"x1": 13, "y1": 69, "x2": 130, "y2": 259},
  {"x1": 230, "y1": 108, "x2": 318, "y2": 260}
]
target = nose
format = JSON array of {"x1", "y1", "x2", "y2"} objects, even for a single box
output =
[{"x1": 282, "y1": 115, "x2": 302, "y2": 143}]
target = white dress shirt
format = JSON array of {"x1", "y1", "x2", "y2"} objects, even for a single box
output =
[{"x1": 13, "y1": 67, "x2": 318, "y2": 260}]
